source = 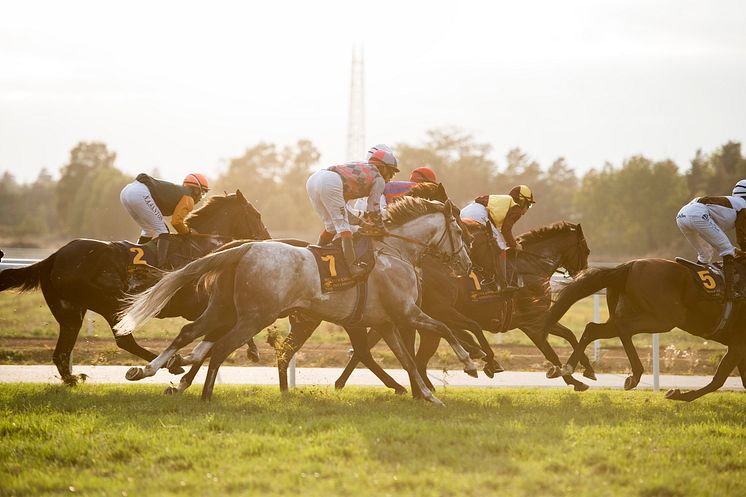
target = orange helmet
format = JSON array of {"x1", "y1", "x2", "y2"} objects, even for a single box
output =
[
  {"x1": 183, "y1": 173, "x2": 209, "y2": 192},
  {"x1": 410, "y1": 166, "x2": 438, "y2": 183}
]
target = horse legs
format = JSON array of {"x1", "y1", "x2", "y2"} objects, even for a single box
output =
[
  {"x1": 334, "y1": 328, "x2": 383, "y2": 389},
  {"x1": 564, "y1": 321, "x2": 620, "y2": 374},
  {"x1": 345, "y1": 326, "x2": 408, "y2": 395},
  {"x1": 377, "y1": 323, "x2": 443, "y2": 405},
  {"x1": 739, "y1": 358, "x2": 746, "y2": 389},
  {"x1": 619, "y1": 334, "x2": 645, "y2": 390},
  {"x1": 277, "y1": 316, "x2": 321, "y2": 392},
  {"x1": 414, "y1": 332, "x2": 439, "y2": 394},
  {"x1": 49, "y1": 306, "x2": 86, "y2": 386},
  {"x1": 548, "y1": 323, "x2": 596, "y2": 380},
  {"x1": 665, "y1": 345, "x2": 744, "y2": 401},
  {"x1": 410, "y1": 311, "x2": 480, "y2": 377},
  {"x1": 468, "y1": 328, "x2": 504, "y2": 377},
  {"x1": 522, "y1": 326, "x2": 589, "y2": 392},
  {"x1": 202, "y1": 316, "x2": 273, "y2": 400}
]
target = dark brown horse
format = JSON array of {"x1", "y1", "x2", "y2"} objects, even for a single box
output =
[
  {"x1": 330, "y1": 220, "x2": 595, "y2": 395},
  {"x1": 0, "y1": 190, "x2": 270, "y2": 385},
  {"x1": 543, "y1": 258, "x2": 746, "y2": 401}
]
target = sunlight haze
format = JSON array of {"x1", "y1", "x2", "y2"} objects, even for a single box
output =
[{"x1": 1, "y1": 0, "x2": 744, "y2": 183}]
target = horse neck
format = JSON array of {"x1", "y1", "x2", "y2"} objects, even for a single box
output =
[
  {"x1": 383, "y1": 214, "x2": 442, "y2": 262},
  {"x1": 517, "y1": 236, "x2": 568, "y2": 277},
  {"x1": 186, "y1": 210, "x2": 230, "y2": 236}
]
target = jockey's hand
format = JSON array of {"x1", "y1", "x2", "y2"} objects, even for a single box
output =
[
  {"x1": 360, "y1": 211, "x2": 386, "y2": 235},
  {"x1": 511, "y1": 242, "x2": 523, "y2": 252},
  {"x1": 735, "y1": 248, "x2": 746, "y2": 260}
]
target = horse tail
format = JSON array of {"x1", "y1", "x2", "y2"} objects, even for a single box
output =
[
  {"x1": 0, "y1": 255, "x2": 54, "y2": 293},
  {"x1": 543, "y1": 262, "x2": 633, "y2": 330},
  {"x1": 115, "y1": 242, "x2": 254, "y2": 335}
]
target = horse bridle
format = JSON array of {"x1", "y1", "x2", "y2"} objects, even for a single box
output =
[{"x1": 366, "y1": 209, "x2": 467, "y2": 268}]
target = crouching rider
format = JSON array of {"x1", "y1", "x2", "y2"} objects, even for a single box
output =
[
  {"x1": 676, "y1": 179, "x2": 746, "y2": 302},
  {"x1": 306, "y1": 144, "x2": 399, "y2": 277},
  {"x1": 460, "y1": 185, "x2": 535, "y2": 292}
]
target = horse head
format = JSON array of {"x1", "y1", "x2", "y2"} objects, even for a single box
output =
[
  {"x1": 185, "y1": 190, "x2": 271, "y2": 240},
  {"x1": 517, "y1": 221, "x2": 590, "y2": 277}
]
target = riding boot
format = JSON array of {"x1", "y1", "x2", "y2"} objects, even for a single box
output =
[
  {"x1": 342, "y1": 236, "x2": 366, "y2": 278},
  {"x1": 156, "y1": 236, "x2": 171, "y2": 269},
  {"x1": 137, "y1": 235, "x2": 152, "y2": 245},
  {"x1": 497, "y1": 250, "x2": 518, "y2": 293},
  {"x1": 722, "y1": 254, "x2": 736, "y2": 302},
  {"x1": 318, "y1": 229, "x2": 335, "y2": 246}
]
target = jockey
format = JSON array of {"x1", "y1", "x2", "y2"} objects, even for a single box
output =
[
  {"x1": 460, "y1": 185, "x2": 535, "y2": 292},
  {"x1": 382, "y1": 166, "x2": 439, "y2": 204},
  {"x1": 306, "y1": 144, "x2": 399, "y2": 276},
  {"x1": 676, "y1": 179, "x2": 746, "y2": 301},
  {"x1": 120, "y1": 173, "x2": 209, "y2": 244}
]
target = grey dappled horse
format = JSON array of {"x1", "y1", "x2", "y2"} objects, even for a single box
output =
[{"x1": 116, "y1": 198, "x2": 474, "y2": 405}]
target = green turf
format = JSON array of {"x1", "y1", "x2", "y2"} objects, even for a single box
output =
[{"x1": 0, "y1": 385, "x2": 743, "y2": 497}]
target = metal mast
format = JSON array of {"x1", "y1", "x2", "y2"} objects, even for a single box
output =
[{"x1": 346, "y1": 46, "x2": 366, "y2": 161}]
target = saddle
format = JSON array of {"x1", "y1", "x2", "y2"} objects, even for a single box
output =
[
  {"x1": 308, "y1": 236, "x2": 375, "y2": 293},
  {"x1": 674, "y1": 257, "x2": 744, "y2": 301},
  {"x1": 675, "y1": 257, "x2": 746, "y2": 339},
  {"x1": 461, "y1": 266, "x2": 516, "y2": 333},
  {"x1": 114, "y1": 234, "x2": 213, "y2": 271}
]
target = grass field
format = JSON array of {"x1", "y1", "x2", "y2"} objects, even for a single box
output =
[{"x1": 1, "y1": 385, "x2": 744, "y2": 497}]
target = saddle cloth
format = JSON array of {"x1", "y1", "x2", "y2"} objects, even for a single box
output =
[
  {"x1": 675, "y1": 257, "x2": 728, "y2": 301},
  {"x1": 462, "y1": 270, "x2": 502, "y2": 304},
  {"x1": 113, "y1": 234, "x2": 213, "y2": 271},
  {"x1": 308, "y1": 237, "x2": 374, "y2": 293}
]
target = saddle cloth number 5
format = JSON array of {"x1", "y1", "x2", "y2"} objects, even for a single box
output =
[{"x1": 697, "y1": 269, "x2": 717, "y2": 290}]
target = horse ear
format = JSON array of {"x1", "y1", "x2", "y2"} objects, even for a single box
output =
[
  {"x1": 444, "y1": 199, "x2": 453, "y2": 216},
  {"x1": 236, "y1": 190, "x2": 247, "y2": 202}
]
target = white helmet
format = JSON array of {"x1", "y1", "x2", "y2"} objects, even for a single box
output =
[
  {"x1": 733, "y1": 179, "x2": 746, "y2": 197},
  {"x1": 366, "y1": 144, "x2": 399, "y2": 172}
]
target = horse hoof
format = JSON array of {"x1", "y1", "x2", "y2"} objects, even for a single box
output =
[
  {"x1": 428, "y1": 395, "x2": 446, "y2": 407},
  {"x1": 125, "y1": 367, "x2": 145, "y2": 382},
  {"x1": 484, "y1": 368, "x2": 495, "y2": 379},
  {"x1": 583, "y1": 370, "x2": 597, "y2": 381},
  {"x1": 465, "y1": 368, "x2": 479, "y2": 378},
  {"x1": 164, "y1": 386, "x2": 179, "y2": 395},
  {"x1": 573, "y1": 382, "x2": 590, "y2": 392},
  {"x1": 560, "y1": 364, "x2": 575, "y2": 376},
  {"x1": 168, "y1": 365, "x2": 185, "y2": 375},
  {"x1": 394, "y1": 387, "x2": 407, "y2": 396},
  {"x1": 623, "y1": 376, "x2": 638, "y2": 391},
  {"x1": 546, "y1": 366, "x2": 562, "y2": 379},
  {"x1": 334, "y1": 381, "x2": 345, "y2": 390},
  {"x1": 664, "y1": 389, "x2": 681, "y2": 400},
  {"x1": 246, "y1": 348, "x2": 260, "y2": 363}
]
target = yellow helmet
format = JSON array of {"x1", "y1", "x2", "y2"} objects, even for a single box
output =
[{"x1": 509, "y1": 185, "x2": 535, "y2": 207}]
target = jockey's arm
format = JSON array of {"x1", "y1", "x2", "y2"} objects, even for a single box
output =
[
  {"x1": 365, "y1": 177, "x2": 386, "y2": 213},
  {"x1": 735, "y1": 210, "x2": 746, "y2": 255},
  {"x1": 171, "y1": 195, "x2": 195, "y2": 235},
  {"x1": 501, "y1": 205, "x2": 523, "y2": 249}
]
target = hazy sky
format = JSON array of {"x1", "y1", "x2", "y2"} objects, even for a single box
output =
[{"x1": 1, "y1": 0, "x2": 745, "y2": 184}]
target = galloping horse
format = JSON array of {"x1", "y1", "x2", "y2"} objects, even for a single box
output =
[
  {"x1": 543, "y1": 258, "x2": 746, "y2": 401},
  {"x1": 116, "y1": 198, "x2": 476, "y2": 405},
  {"x1": 326, "y1": 221, "x2": 594, "y2": 394},
  {"x1": 0, "y1": 191, "x2": 270, "y2": 384}
]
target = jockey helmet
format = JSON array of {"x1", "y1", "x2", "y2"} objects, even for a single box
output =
[
  {"x1": 509, "y1": 185, "x2": 535, "y2": 208},
  {"x1": 733, "y1": 179, "x2": 746, "y2": 198},
  {"x1": 183, "y1": 173, "x2": 209, "y2": 193},
  {"x1": 367, "y1": 144, "x2": 399, "y2": 172},
  {"x1": 410, "y1": 166, "x2": 438, "y2": 183}
]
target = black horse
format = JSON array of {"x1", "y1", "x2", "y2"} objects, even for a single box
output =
[{"x1": 0, "y1": 190, "x2": 270, "y2": 385}]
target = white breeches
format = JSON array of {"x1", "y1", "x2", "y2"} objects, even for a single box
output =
[
  {"x1": 306, "y1": 170, "x2": 351, "y2": 235},
  {"x1": 120, "y1": 180, "x2": 169, "y2": 239},
  {"x1": 460, "y1": 202, "x2": 507, "y2": 250},
  {"x1": 676, "y1": 202, "x2": 735, "y2": 262}
]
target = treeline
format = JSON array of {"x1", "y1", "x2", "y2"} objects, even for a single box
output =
[{"x1": 1, "y1": 130, "x2": 744, "y2": 259}]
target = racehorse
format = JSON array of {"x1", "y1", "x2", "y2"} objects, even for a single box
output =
[
  {"x1": 302, "y1": 220, "x2": 594, "y2": 394},
  {"x1": 543, "y1": 258, "x2": 746, "y2": 401},
  {"x1": 115, "y1": 197, "x2": 476, "y2": 405},
  {"x1": 0, "y1": 191, "x2": 270, "y2": 385}
]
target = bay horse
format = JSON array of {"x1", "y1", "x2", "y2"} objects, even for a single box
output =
[
  {"x1": 116, "y1": 198, "x2": 476, "y2": 405},
  {"x1": 0, "y1": 190, "x2": 270, "y2": 385},
  {"x1": 543, "y1": 258, "x2": 746, "y2": 401}
]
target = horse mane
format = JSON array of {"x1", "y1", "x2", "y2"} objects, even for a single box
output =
[
  {"x1": 407, "y1": 182, "x2": 441, "y2": 200},
  {"x1": 185, "y1": 193, "x2": 233, "y2": 225},
  {"x1": 384, "y1": 196, "x2": 444, "y2": 226},
  {"x1": 517, "y1": 221, "x2": 577, "y2": 245}
]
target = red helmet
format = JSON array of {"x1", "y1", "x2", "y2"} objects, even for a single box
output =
[
  {"x1": 410, "y1": 167, "x2": 437, "y2": 183},
  {"x1": 183, "y1": 173, "x2": 209, "y2": 192}
]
